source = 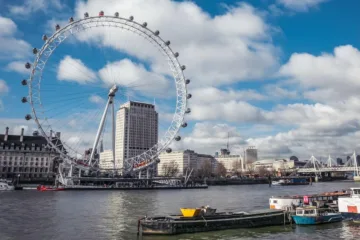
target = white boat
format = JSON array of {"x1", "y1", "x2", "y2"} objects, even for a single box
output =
[
  {"x1": 272, "y1": 180, "x2": 285, "y2": 186},
  {"x1": 0, "y1": 179, "x2": 15, "y2": 191},
  {"x1": 338, "y1": 187, "x2": 360, "y2": 221},
  {"x1": 354, "y1": 176, "x2": 360, "y2": 182},
  {"x1": 270, "y1": 191, "x2": 349, "y2": 211}
]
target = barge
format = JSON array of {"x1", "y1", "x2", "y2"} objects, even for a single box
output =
[
  {"x1": 36, "y1": 184, "x2": 208, "y2": 191},
  {"x1": 138, "y1": 208, "x2": 287, "y2": 235}
]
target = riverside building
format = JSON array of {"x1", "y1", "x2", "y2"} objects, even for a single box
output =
[
  {"x1": 0, "y1": 127, "x2": 61, "y2": 180},
  {"x1": 158, "y1": 150, "x2": 217, "y2": 176}
]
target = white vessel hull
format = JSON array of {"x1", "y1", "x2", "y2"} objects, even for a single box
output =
[
  {"x1": 339, "y1": 188, "x2": 360, "y2": 220},
  {"x1": 353, "y1": 176, "x2": 360, "y2": 182},
  {"x1": 0, "y1": 183, "x2": 15, "y2": 191}
]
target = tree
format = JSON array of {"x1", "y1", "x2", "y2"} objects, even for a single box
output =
[
  {"x1": 232, "y1": 160, "x2": 242, "y2": 172},
  {"x1": 216, "y1": 162, "x2": 227, "y2": 177},
  {"x1": 256, "y1": 166, "x2": 268, "y2": 177},
  {"x1": 197, "y1": 160, "x2": 213, "y2": 178},
  {"x1": 162, "y1": 161, "x2": 179, "y2": 177},
  {"x1": 290, "y1": 156, "x2": 299, "y2": 162},
  {"x1": 246, "y1": 164, "x2": 255, "y2": 175}
]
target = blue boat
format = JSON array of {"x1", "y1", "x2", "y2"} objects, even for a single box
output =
[{"x1": 292, "y1": 206, "x2": 343, "y2": 225}]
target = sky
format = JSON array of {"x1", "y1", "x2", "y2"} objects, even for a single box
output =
[{"x1": 0, "y1": 0, "x2": 360, "y2": 161}]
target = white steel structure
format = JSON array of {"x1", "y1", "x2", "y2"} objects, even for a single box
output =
[{"x1": 23, "y1": 12, "x2": 191, "y2": 185}]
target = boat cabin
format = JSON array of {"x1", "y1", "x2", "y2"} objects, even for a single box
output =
[
  {"x1": 270, "y1": 190, "x2": 349, "y2": 210},
  {"x1": 295, "y1": 207, "x2": 330, "y2": 217},
  {"x1": 350, "y1": 188, "x2": 360, "y2": 197}
]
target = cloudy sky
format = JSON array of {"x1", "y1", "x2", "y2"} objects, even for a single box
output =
[{"x1": 0, "y1": 0, "x2": 359, "y2": 160}]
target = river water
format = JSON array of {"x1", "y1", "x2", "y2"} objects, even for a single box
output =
[{"x1": 0, "y1": 181, "x2": 359, "y2": 240}]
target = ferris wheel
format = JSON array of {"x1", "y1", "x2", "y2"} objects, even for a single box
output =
[{"x1": 22, "y1": 11, "x2": 191, "y2": 182}]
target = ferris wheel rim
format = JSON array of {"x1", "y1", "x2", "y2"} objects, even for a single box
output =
[{"x1": 27, "y1": 14, "x2": 189, "y2": 173}]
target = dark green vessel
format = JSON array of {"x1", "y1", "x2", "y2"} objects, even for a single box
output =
[{"x1": 138, "y1": 209, "x2": 287, "y2": 235}]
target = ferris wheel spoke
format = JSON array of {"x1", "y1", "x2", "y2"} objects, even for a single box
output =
[{"x1": 69, "y1": 109, "x2": 103, "y2": 155}]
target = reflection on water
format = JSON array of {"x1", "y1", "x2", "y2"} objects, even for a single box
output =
[{"x1": 0, "y1": 181, "x2": 358, "y2": 240}]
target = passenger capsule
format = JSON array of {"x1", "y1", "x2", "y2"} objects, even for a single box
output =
[
  {"x1": 185, "y1": 108, "x2": 191, "y2": 114},
  {"x1": 25, "y1": 114, "x2": 32, "y2": 120},
  {"x1": 21, "y1": 97, "x2": 28, "y2": 103},
  {"x1": 129, "y1": 16, "x2": 134, "y2": 21},
  {"x1": 181, "y1": 65, "x2": 186, "y2": 70},
  {"x1": 181, "y1": 122, "x2": 188, "y2": 128},
  {"x1": 32, "y1": 48, "x2": 38, "y2": 54},
  {"x1": 55, "y1": 24, "x2": 60, "y2": 31},
  {"x1": 142, "y1": 22, "x2": 147, "y2": 28},
  {"x1": 154, "y1": 30, "x2": 160, "y2": 36},
  {"x1": 187, "y1": 94, "x2": 192, "y2": 99},
  {"x1": 69, "y1": 17, "x2": 74, "y2": 23},
  {"x1": 84, "y1": 12, "x2": 89, "y2": 18},
  {"x1": 42, "y1": 35, "x2": 48, "y2": 41},
  {"x1": 175, "y1": 136, "x2": 181, "y2": 141},
  {"x1": 174, "y1": 52, "x2": 179, "y2": 57},
  {"x1": 99, "y1": 11, "x2": 104, "y2": 16},
  {"x1": 21, "y1": 79, "x2": 27, "y2": 86},
  {"x1": 114, "y1": 12, "x2": 119, "y2": 17},
  {"x1": 165, "y1": 41, "x2": 170, "y2": 46},
  {"x1": 166, "y1": 148, "x2": 172, "y2": 153},
  {"x1": 156, "y1": 159, "x2": 160, "y2": 163},
  {"x1": 25, "y1": 63, "x2": 31, "y2": 69},
  {"x1": 185, "y1": 79, "x2": 190, "y2": 84}
]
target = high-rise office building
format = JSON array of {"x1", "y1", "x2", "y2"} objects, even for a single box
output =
[
  {"x1": 246, "y1": 146, "x2": 258, "y2": 164},
  {"x1": 115, "y1": 101, "x2": 158, "y2": 170}
]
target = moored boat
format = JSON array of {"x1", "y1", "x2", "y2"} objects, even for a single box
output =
[
  {"x1": 338, "y1": 187, "x2": 360, "y2": 221},
  {"x1": 0, "y1": 179, "x2": 14, "y2": 191},
  {"x1": 37, "y1": 185, "x2": 65, "y2": 191},
  {"x1": 138, "y1": 207, "x2": 287, "y2": 235},
  {"x1": 270, "y1": 190, "x2": 349, "y2": 211},
  {"x1": 292, "y1": 206, "x2": 343, "y2": 225}
]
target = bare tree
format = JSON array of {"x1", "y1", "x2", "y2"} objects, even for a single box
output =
[
  {"x1": 246, "y1": 164, "x2": 255, "y2": 175},
  {"x1": 256, "y1": 166, "x2": 268, "y2": 177},
  {"x1": 232, "y1": 160, "x2": 242, "y2": 172},
  {"x1": 216, "y1": 162, "x2": 227, "y2": 177},
  {"x1": 162, "y1": 161, "x2": 179, "y2": 177},
  {"x1": 197, "y1": 160, "x2": 212, "y2": 178}
]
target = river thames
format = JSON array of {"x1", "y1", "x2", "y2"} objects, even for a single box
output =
[{"x1": 1, "y1": 181, "x2": 360, "y2": 240}]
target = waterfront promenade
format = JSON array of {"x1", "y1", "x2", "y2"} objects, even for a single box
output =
[{"x1": 1, "y1": 181, "x2": 359, "y2": 239}]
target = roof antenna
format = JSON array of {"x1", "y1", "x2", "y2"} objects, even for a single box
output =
[{"x1": 227, "y1": 132, "x2": 229, "y2": 151}]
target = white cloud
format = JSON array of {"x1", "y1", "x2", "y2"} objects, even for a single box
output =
[
  {"x1": 277, "y1": 0, "x2": 328, "y2": 12},
  {"x1": 0, "y1": 79, "x2": 9, "y2": 93},
  {"x1": 264, "y1": 85, "x2": 298, "y2": 99},
  {"x1": 73, "y1": 0, "x2": 279, "y2": 87},
  {"x1": 170, "y1": 122, "x2": 246, "y2": 154},
  {"x1": 192, "y1": 87, "x2": 266, "y2": 104},
  {"x1": 280, "y1": 45, "x2": 360, "y2": 104},
  {"x1": 9, "y1": 0, "x2": 65, "y2": 16},
  {"x1": 89, "y1": 95, "x2": 105, "y2": 105},
  {"x1": 5, "y1": 61, "x2": 31, "y2": 74},
  {"x1": 98, "y1": 59, "x2": 170, "y2": 96},
  {"x1": 190, "y1": 100, "x2": 267, "y2": 123},
  {"x1": 57, "y1": 55, "x2": 98, "y2": 84},
  {"x1": 0, "y1": 16, "x2": 17, "y2": 36},
  {"x1": 0, "y1": 16, "x2": 31, "y2": 60}
]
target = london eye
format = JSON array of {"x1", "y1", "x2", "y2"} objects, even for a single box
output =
[{"x1": 22, "y1": 11, "x2": 191, "y2": 185}]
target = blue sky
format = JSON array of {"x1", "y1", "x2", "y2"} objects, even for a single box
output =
[{"x1": 1, "y1": 0, "x2": 360, "y2": 160}]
